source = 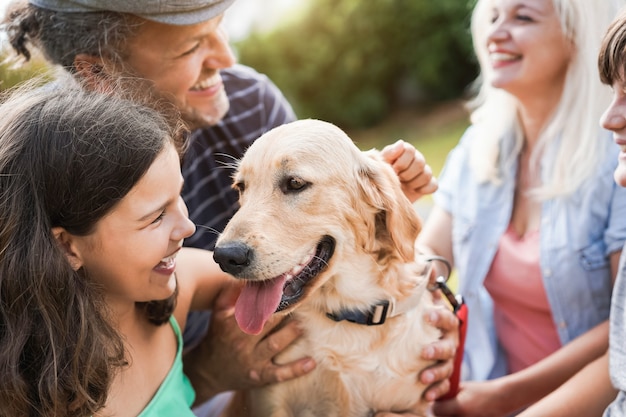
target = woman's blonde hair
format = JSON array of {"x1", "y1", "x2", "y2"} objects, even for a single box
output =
[{"x1": 468, "y1": 0, "x2": 624, "y2": 198}]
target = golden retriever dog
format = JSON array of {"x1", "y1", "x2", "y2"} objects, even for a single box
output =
[{"x1": 213, "y1": 119, "x2": 441, "y2": 417}]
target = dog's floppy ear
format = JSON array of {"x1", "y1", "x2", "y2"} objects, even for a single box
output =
[{"x1": 355, "y1": 150, "x2": 421, "y2": 263}]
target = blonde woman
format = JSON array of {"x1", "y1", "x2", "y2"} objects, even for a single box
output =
[{"x1": 414, "y1": 0, "x2": 626, "y2": 416}]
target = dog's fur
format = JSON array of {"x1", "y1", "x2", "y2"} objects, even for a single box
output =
[{"x1": 213, "y1": 119, "x2": 441, "y2": 417}]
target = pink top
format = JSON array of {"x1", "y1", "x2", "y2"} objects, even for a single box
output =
[{"x1": 483, "y1": 225, "x2": 561, "y2": 374}]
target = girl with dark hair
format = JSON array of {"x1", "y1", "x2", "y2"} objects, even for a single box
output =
[{"x1": 0, "y1": 80, "x2": 232, "y2": 417}]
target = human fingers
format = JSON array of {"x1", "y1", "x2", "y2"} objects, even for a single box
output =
[
  {"x1": 381, "y1": 140, "x2": 438, "y2": 202},
  {"x1": 420, "y1": 307, "x2": 458, "y2": 401},
  {"x1": 421, "y1": 365, "x2": 453, "y2": 401},
  {"x1": 389, "y1": 141, "x2": 422, "y2": 178},
  {"x1": 380, "y1": 139, "x2": 406, "y2": 163},
  {"x1": 420, "y1": 332, "x2": 455, "y2": 400},
  {"x1": 419, "y1": 339, "x2": 456, "y2": 398},
  {"x1": 409, "y1": 171, "x2": 438, "y2": 195},
  {"x1": 392, "y1": 148, "x2": 435, "y2": 201},
  {"x1": 254, "y1": 356, "x2": 317, "y2": 385},
  {"x1": 381, "y1": 139, "x2": 423, "y2": 179},
  {"x1": 397, "y1": 144, "x2": 424, "y2": 176},
  {"x1": 425, "y1": 306, "x2": 459, "y2": 341},
  {"x1": 400, "y1": 167, "x2": 437, "y2": 202},
  {"x1": 256, "y1": 318, "x2": 303, "y2": 360},
  {"x1": 243, "y1": 318, "x2": 315, "y2": 386}
]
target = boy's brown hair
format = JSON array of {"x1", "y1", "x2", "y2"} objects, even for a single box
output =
[{"x1": 599, "y1": 8, "x2": 626, "y2": 85}]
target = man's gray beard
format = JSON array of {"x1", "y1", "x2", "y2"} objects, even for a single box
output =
[
  {"x1": 138, "y1": 80, "x2": 230, "y2": 131},
  {"x1": 179, "y1": 95, "x2": 230, "y2": 131},
  {"x1": 101, "y1": 73, "x2": 230, "y2": 131}
]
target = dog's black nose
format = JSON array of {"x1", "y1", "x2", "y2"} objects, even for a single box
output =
[{"x1": 213, "y1": 242, "x2": 252, "y2": 276}]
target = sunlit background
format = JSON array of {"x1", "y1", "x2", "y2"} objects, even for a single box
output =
[
  {"x1": 0, "y1": 0, "x2": 472, "y2": 289},
  {"x1": 0, "y1": 0, "x2": 305, "y2": 41},
  {"x1": 0, "y1": 0, "x2": 475, "y2": 180},
  {"x1": 224, "y1": 0, "x2": 307, "y2": 41}
]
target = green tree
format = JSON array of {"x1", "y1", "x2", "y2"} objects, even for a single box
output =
[{"x1": 237, "y1": 0, "x2": 477, "y2": 128}]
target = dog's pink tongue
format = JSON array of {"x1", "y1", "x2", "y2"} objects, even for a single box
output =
[{"x1": 235, "y1": 275, "x2": 287, "y2": 335}]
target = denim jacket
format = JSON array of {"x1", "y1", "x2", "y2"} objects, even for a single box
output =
[{"x1": 434, "y1": 125, "x2": 626, "y2": 381}]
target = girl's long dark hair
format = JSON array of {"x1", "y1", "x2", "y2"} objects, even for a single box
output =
[{"x1": 0, "y1": 79, "x2": 184, "y2": 416}]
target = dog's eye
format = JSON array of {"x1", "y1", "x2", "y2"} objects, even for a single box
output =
[{"x1": 282, "y1": 176, "x2": 309, "y2": 193}]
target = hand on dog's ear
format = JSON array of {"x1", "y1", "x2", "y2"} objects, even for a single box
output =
[
  {"x1": 356, "y1": 152, "x2": 422, "y2": 262},
  {"x1": 380, "y1": 140, "x2": 438, "y2": 203}
]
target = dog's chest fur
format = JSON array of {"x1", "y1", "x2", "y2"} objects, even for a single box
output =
[{"x1": 248, "y1": 289, "x2": 440, "y2": 417}]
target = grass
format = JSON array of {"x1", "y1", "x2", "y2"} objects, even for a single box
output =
[{"x1": 0, "y1": 50, "x2": 52, "y2": 91}]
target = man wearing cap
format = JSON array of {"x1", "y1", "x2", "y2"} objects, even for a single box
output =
[{"x1": 2, "y1": 1, "x2": 458, "y2": 415}]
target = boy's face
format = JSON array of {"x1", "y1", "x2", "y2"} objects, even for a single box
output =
[{"x1": 601, "y1": 73, "x2": 626, "y2": 187}]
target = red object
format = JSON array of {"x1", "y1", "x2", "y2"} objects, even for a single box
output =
[{"x1": 439, "y1": 297, "x2": 468, "y2": 400}]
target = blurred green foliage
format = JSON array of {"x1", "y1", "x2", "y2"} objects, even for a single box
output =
[
  {"x1": 0, "y1": 0, "x2": 478, "y2": 129},
  {"x1": 345, "y1": 103, "x2": 469, "y2": 176},
  {"x1": 0, "y1": 48, "x2": 52, "y2": 92},
  {"x1": 236, "y1": 0, "x2": 477, "y2": 128}
]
